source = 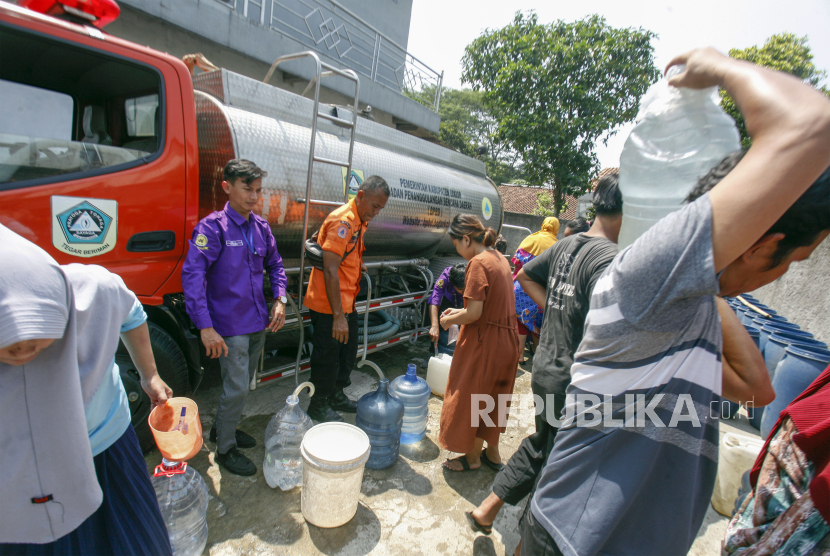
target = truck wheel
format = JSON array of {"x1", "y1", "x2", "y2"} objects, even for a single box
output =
[
  {"x1": 148, "y1": 322, "x2": 190, "y2": 397},
  {"x1": 119, "y1": 323, "x2": 190, "y2": 453},
  {"x1": 118, "y1": 354, "x2": 154, "y2": 452}
]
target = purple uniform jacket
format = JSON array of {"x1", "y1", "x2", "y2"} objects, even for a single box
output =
[
  {"x1": 182, "y1": 202, "x2": 288, "y2": 337},
  {"x1": 428, "y1": 267, "x2": 464, "y2": 308}
]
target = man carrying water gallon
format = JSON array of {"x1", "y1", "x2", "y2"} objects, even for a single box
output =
[
  {"x1": 182, "y1": 159, "x2": 288, "y2": 477},
  {"x1": 304, "y1": 176, "x2": 390, "y2": 423},
  {"x1": 521, "y1": 48, "x2": 830, "y2": 556}
]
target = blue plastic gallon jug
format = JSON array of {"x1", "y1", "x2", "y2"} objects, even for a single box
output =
[
  {"x1": 390, "y1": 364, "x2": 431, "y2": 444},
  {"x1": 355, "y1": 360, "x2": 404, "y2": 469}
]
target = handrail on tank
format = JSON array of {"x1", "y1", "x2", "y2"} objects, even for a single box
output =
[{"x1": 262, "y1": 51, "x2": 360, "y2": 383}]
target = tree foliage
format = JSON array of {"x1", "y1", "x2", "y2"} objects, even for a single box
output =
[
  {"x1": 722, "y1": 33, "x2": 829, "y2": 149},
  {"x1": 533, "y1": 189, "x2": 565, "y2": 217},
  {"x1": 461, "y1": 12, "x2": 659, "y2": 215},
  {"x1": 407, "y1": 85, "x2": 526, "y2": 184}
]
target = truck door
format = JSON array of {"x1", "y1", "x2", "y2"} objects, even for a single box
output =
[{"x1": 0, "y1": 18, "x2": 186, "y2": 297}]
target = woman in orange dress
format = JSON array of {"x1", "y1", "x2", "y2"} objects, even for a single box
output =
[{"x1": 438, "y1": 214, "x2": 520, "y2": 471}]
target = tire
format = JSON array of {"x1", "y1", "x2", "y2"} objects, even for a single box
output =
[
  {"x1": 119, "y1": 322, "x2": 189, "y2": 453},
  {"x1": 148, "y1": 322, "x2": 190, "y2": 397}
]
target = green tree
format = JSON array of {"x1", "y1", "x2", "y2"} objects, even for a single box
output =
[
  {"x1": 533, "y1": 189, "x2": 566, "y2": 217},
  {"x1": 722, "y1": 33, "x2": 829, "y2": 148},
  {"x1": 407, "y1": 85, "x2": 526, "y2": 183},
  {"x1": 462, "y1": 12, "x2": 659, "y2": 215}
]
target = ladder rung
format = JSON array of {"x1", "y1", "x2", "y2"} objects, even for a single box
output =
[
  {"x1": 317, "y1": 111, "x2": 355, "y2": 128},
  {"x1": 313, "y1": 155, "x2": 350, "y2": 167}
]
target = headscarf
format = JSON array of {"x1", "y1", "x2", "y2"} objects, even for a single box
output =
[
  {"x1": 517, "y1": 217, "x2": 560, "y2": 257},
  {"x1": 0, "y1": 224, "x2": 103, "y2": 543}
]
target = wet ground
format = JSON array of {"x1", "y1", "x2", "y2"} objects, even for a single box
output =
[{"x1": 144, "y1": 338, "x2": 760, "y2": 556}]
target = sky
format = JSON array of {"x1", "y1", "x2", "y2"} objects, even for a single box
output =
[{"x1": 407, "y1": 0, "x2": 830, "y2": 171}]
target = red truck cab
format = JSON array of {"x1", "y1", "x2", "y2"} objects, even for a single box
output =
[{"x1": 1, "y1": 1, "x2": 203, "y2": 446}]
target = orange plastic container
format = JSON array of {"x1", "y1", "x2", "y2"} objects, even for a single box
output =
[{"x1": 149, "y1": 398, "x2": 203, "y2": 461}]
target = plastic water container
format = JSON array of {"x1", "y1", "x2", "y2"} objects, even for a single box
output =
[
  {"x1": 758, "y1": 322, "x2": 806, "y2": 352},
  {"x1": 149, "y1": 398, "x2": 203, "y2": 462},
  {"x1": 760, "y1": 345, "x2": 830, "y2": 438},
  {"x1": 740, "y1": 307, "x2": 775, "y2": 327},
  {"x1": 711, "y1": 433, "x2": 764, "y2": 516},
  {"x1": 720, "y1": 327, "x2": 760, "y2": 419},
  {"x1": 263, "y1": 382, "x2": 315, "y2": 491},
  {"x1": 617, "y1": 65, "x2": 741, "y2": 248},
  {"x1": 426, "y1": 353, "x2": 453, "y2": 397},
  {"x1": 389, "y1": 364, "x2": 431, "y2": 444},
  {"x1": 356, "y1": 362, "x2": 404, "y2": 469},
  {"x1": 300, "y1": 422, "x2": 370, "y2": 528},
  {"x1": 152, "y1": 459, "x2": 209, "y2": 556},
  {"x1": 763, "y1": 333, "x2": 826, "y2": 378}
]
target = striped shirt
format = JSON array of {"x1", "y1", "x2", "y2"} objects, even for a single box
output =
[{"x1": 531, "y1": 194, "x2": 723, "y2": 556}]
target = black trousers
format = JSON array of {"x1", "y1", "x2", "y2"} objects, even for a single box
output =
[
  {"x1": 309, "y1": 309, "x2": 358, "y2": 400},
  {"x1": 491, "y1": 415, "x2": 558, "y2": 505},
  {"x1": 520, "y1": 503, "x2": 564, "y2": 556}
]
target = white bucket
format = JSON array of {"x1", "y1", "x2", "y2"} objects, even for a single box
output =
[
  {"x1": 711, "y1": 432, "x2": 764, "y2": 516},
  {"x1": 426, "y1": 354, "x2": 452, "y2": 397},
  {"x1": 300, "y1": 422, "x2": 371, "y2": 528}
]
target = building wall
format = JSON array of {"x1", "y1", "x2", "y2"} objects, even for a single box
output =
[
  {"x1": 110, "y1": 0, "x2": 438, "y2": 132},
  {"x1": 750, "y1": 239, "x2": 830, "y2": 345},
  {"x1": 501, "y1": 212, "x2": 570, "y2": 257}
]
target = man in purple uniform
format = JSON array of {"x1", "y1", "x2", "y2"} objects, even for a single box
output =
[{"x1": 182, "y1": 159, "x2": 288, "y2": 476}]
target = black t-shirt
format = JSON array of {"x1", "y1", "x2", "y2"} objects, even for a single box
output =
[{"x1": 522, "y1": 233, "x2": 618, "y2": 424}]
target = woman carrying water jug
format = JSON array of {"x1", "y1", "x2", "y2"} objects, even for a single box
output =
[{"x1": 438, "y1": 214, "x2": 521, "y2": 472}]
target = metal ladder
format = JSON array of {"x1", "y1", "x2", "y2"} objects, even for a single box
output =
[{"x1": 255, "y1": 51, "x2": 361, "y2": 389}]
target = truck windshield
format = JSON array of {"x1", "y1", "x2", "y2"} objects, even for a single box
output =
[{"x1": 0, "y1": 26, "x2": 163, "y2": 188}]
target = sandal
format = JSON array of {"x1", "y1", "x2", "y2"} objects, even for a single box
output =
[
  {"x1": 442, "y1": 456, "x2": 479, "y2": 472},
  {"x1": 464, "y1": 511, "x2": 492, "y2": 535},
  {"x1": 480, "y1": 449, "x2": 504, "y2": 471}
]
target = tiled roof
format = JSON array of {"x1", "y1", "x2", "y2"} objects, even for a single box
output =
[{"x1": 498, "y1": 167, "x2": 618, "y2": 219}]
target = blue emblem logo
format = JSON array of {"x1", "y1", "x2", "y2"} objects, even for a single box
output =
[{"x1": 57, "y1": 201, "x2": 112, "y2": 244}]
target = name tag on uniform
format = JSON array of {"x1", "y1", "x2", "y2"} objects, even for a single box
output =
[{"x1": 226, "y1": 240, "x2": 244, "y2": 247}]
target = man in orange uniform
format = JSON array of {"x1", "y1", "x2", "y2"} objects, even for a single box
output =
[{"x1": 304, "y1": 176, "x2": 390, "y2": 422}]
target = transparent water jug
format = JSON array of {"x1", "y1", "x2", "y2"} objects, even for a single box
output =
[
  {"x1": 389, "y1": 363, "x2": 431, "y2": 444},
  {"x1": 618, "y1": 65, "x2": 740, "y2": 248},
  {"x1": 355, "y1": 360, "x2": 404, "y2": 469},
  {"x1": 151, "y1": 459, "x2": 209, "y2": 556},
  {"x1": 263, "y1": 382, "x2": 315, "y2": 490}
]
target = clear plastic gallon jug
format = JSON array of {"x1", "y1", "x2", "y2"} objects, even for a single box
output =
[
  {"x1": 355, "y1": 360, "x2": 404, "y2": 469},
  {"x1": 426, "y1": 353, "x2": 453, "y2": 397},
  {"x1": 389, "y1": 363, "x2": 431, "y2": 444},
  {"x1": 152, "y1": 459, "x2": 209, "y2": 556},
  {"x1": 711, "y1": 433, "x2": 764, "y2": 516},
  {"x1": 264, "y1": 382, "x2": 315, "y2": 490},
  {"x1": 618, "y1": 65, "x2": 740, "y2": 249}
]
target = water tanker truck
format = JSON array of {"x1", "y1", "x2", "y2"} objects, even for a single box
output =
[{"x1": 0, "y1": 0, "x2": 503, "y2": 448}]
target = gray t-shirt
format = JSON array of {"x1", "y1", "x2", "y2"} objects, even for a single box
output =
[
  {"x1": 523, "y1": 233, "x2": 618, "y2": 425},
  {"x1": 531, "y1": 194, "x2": 722, "y2": 556}
]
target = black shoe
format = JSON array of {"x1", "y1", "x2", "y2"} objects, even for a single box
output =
[
  {"x1": 307, "y1": 401, "x2": 345, "y2": 423},
  {"x1": 209, "y1": 426, "x2": 257, "y2": 449},
  {"x1": 328, "y1": 390, "x2": 358, "y2": 413},
  {"x1": 215, "y1": 447, "x2": 256, "y2": 476}
]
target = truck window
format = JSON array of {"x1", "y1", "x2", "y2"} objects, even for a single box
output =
[{"x1": 0, "y1": 25, "x2": 163, "y2": 189}]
